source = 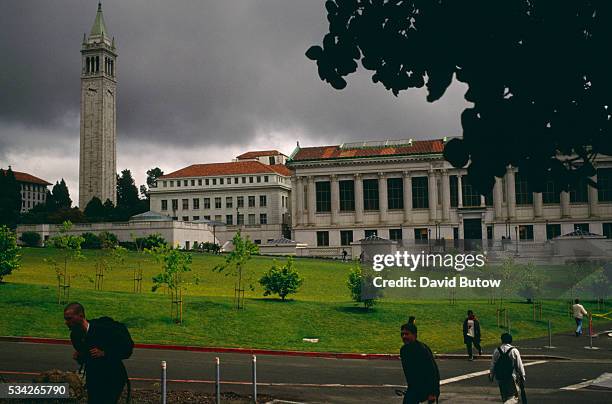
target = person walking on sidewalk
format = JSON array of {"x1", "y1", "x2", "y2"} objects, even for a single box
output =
[
  {"x1": 463, "y1": 310, "x2": 482, "y2": 361},
  {"x1": 572, "y1": 298, "x2": 589, "y2": 337},
  {"x1": 400, "y1": 323, "x2": 440, "y2": 404},
  {"x1": 489, "y1": 333, "x2": 526, "y2": 404}
]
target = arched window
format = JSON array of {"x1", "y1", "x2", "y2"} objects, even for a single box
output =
[
  {"x1": 110, "y1": 60, "x2": 114, "y2": 76},
  {"x1": 95, "y1": 56, "x2": 100, "y2": 72},
  {"x1": 86, "y1": 57, "x2": 90, "y2": 73}
]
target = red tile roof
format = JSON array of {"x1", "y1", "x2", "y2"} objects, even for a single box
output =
[
  {"x1": 236, "y1": 150, "x2": 285, "y2": 159},
  {"x1": 160, "y1": 161, "x2": 293, "y2": 179},
  {"x1": 2, "y1": 169, "x2": 52, "y2": 185},
  {"x1": 290, "y1": 139, "x2": 445, "y2": 161}
]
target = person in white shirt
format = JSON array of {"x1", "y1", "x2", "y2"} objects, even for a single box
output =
[
  {"x1": 572, "y1": 298, "x2": 588, "y2": 336},
  {"x1": 489, "y1": 333, "x2": 526, "y2": 404}
]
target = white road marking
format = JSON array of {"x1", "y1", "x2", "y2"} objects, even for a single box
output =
[
  {"x1": 440, "y1": 360, "x2": 548, "y2": 385},
  {"x1": 560, "y1": 379, "x2": 595, "y2": 391}
]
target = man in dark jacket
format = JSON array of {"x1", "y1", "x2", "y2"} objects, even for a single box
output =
[
  {"x1": 400, "y1": 323, "x2": 440, "y2": 404},
  {"x1": 463, "y1": 310, "x2": 482, "y2": 361},
  {"x1": 64, "y1": 302, "x2": 133, "y2": 404}
]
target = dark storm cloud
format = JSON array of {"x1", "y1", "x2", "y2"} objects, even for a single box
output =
[{"x1": 0, "y1": 0, "x2": 468, "y2": 157}]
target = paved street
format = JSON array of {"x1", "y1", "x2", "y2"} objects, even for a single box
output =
[{"x1": 1, "y1": 329, "x2": 611, "y2": 403}]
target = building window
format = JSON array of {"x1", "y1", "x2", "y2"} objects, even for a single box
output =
[
  {"x1": 204, "y1": 215, "x2": 211, "y2": 220},
  {"x1": 257, "y1": 176, "x2": 261, "y2": 183},
  {"x1": 518, "y1": 225, "x2": 534, "y2": 240},
  {"x1": 363, "y1": 179, "x2": 379, "y2": 210},
  {"x1": 387, "y1": 178, "x2": 403, "y2": 210},
  {"x1": 316, "y1": 181, "x2": 331, "y2": 212},
  {"x1": 220, "y1": 178, "x2": 224, "y2": 185},
  {"x1": 603, "y1": 223, "x2": 612, "y2": 239},
  {"x1": 248, "y1": 196, "x2": 256, "y2": 207},
  {"x1": 182, "y1": 199, "x2": 189, "y2": 210},
  {"x1": 546, "y1": 223, "x2": 561, "y2": 240},
  {"x1": 260, "y1": 213, "x2": 267, "y2": 224},
  {"x1": 414, "y1": 228, "x2": 428, "y2": 241},
  {"x1": 542, "y1": 180, "x2": 560, "y2": 204},
  {"x1": 227, "y1": 177, "x2": 231, "y2": 184},
  {"x1": 316, "y1": 231, "x2": 329, "y2": 246},
  {"x1": 193, "y1": 198, "x2": 200, "y2": 210},
  {"x1": 182, "y1": 216, "x2": 189, "y2": 221},
  {"x1": 215, "y1": 215, "x2": 222, "y2": 222},
  {"x1": 242, "y1": 177, "x2": 246, "y2": 183},
  {"x1": 215, "y1": 197, "x2": 222, "y2": 209},
  {"x1": 462, "y1": 176, "x2": 481, "y2": 207},
  {"x1": 237, "y1": 196, "x2": 244, "y2": 208},
  {"x1": 450, "y1": 176, "x2": 459, "y2": 207},
  {"x1": 249, "y1": 177, "x2": 254, "y2": 183},
  {"x1": 569, "y1": 178, "x2": 589, "y2": 203},
  {"x1": 389, "y1": 228, "x2": 403, "y2": 241},
  {"x1": 226, "y1": 197, "x2": 233, "y2": 208},
  {"x1": 198, "y1": 179, "x2": 202, "y2": 186},
  {"x1": 237, "y1": 214, "x2": 244, "y2": 225},
  {"x1": 161, "y1": 200, "x2": 168, "y2": 211},
  {"x1": 364, "y1": 229, "x2": 378, "y2": 238},
  {"x1": 339, "y1": 180, "x2": 355, "y2": 211},
  {"x1": 184, "y1": 180, "x2": 188, "y2": 186},
  {"x1": 515, "y1": 172, "x2": 533, "y2": 205},
  {"x1": 176, "y1": 181, "x2": 181, "y2": 187},
  {"x1": 204, "y1": 198, "x2": 210, "y2": 209},
  {"x1": 163, "y1": 181, "x2": 167, "y2": 187},
  {"x1": 260, "y1": 195, "x2": 267, "y2": 207},
  {"x1": 269, "y1": 156, "x2": 275, "y2": 165},
  {"x1": 235, "y1": 177, "x2": 239, "y2": 184},
  {"x1": 193, "y1": 216, "x2": 200, "y2": 221},
  {"x1": 170, "y1": 181, "x2": 174, "y2": 187},
  {"x1": 598, "y1": 168, "x2": 612, "y2": 202},
  {"x1": 412, "y1": 177, "x2": 429, "y2": 209},
  {"x1": 212, "y1": 179, "x2": 217, "y2": 185},
  {"x1": 191, "y1": 180, "x2": 195, "y2": 186},
  {"x1": 248, "y1": 214, "x2": 256, "y2": 225},
  {"x1": 574, "y1": 223, "x2": 590, "y2": 233},
  {"x1": 340, "y1": 230, "x2": 353, "y2": 246},
  {"x1": 226, "y1": 215, "x2": 233, "y2": 225},
  {"x1": 264, "y1": 176, "x2": 269, "y2": 182},
  {"x1": 171, "y1": 199, "x2": 178, "y2": 211},
  {"x1": 205, "y1": 179, "x2": 209, "y2": 185}
]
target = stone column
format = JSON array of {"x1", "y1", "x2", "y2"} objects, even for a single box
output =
[
  {"x1": 457, "y1": 174, "x2": 464, "y2": 208},
  {"x1": 378, "y1": 172, "x2": 388, "y2": 223},
  {"x1": 354, "y1": 173, "x2": 364, "y2": 224},
  {"x1": 290, "y1": 177, "x2": 298, "y2": 227},
  {"x1": 534, "y1": 192, "x2": 543, "y2": 218},
  {"x1": 428, "y1": 168, "x2": 437, "y2": 221},
  {"x1": 403, "y1": 171, "x2": 412, "y2": 224},
  {"x1": 588, "y1": 174, "x2": 598, "y2": 217},
  {"x1": 307, "y1": 176, "x2": 316, "y2": 226},
  {"x1": 442, "y1": 170, "x2": 450, "y2": 221},
  {"x1": 506, "y1": 167, "x2": 516, "y2": 219},
  {"x1": 331, "y1": 174, "x2": 339, "y2": 225},
  {"x1": 296, "y1": 176, "x2": 304, "y2": 226},
  {"x1": 493, "y1": 177, "x2": 503, "y2": 219},
  {"x1": 560, "y1": 191, "x2": 570, "y2": 218},
  {"x1": 480, "y1": 195, "x2": 486, "y2": 208}
]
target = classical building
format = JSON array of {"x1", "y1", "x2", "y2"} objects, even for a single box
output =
[
  {"x1": 3, "y1": 169, "x2": 51, "y2": 213},
  {"x1": 286, "y1": 139, "x2": 612, "y2": 250},
  {"x1": 150, "y1": 151, "x2": 293, "y2": 245},
  {"x1": 79, "y1": 2, "x2": 118, "y2": 208}
]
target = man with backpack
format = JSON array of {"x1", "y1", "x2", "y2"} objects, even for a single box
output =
[
  {"x1": 400, "y1": 322, "x2": 440, "y2": 404},
  {"x1": 489, "y1": 333, "x2": 526, "y2": 403},
  {"x1": 64, "y1": 302, "x2": 134, "y2": 404}
]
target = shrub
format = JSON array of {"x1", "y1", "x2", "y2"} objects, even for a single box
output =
[
  {"x1": 347, "y1": 264, "x2": 379, "y2": 309},
  {"x1": 20, "y1": 231, "x2": 42, "y2": 247},
  {"x1": 98, "y1": 231, "x2": 119, "y2": 248},
  {"x1": 0, "y1": 226, "x2": 21, "y2": 282},
  {"x1": 259, "y1": 257, "x2": 303, "y2": 300},
  {"x1": 136, "y1": 233, "x2": 167, "y2": 250},
  {"x1": 81, "y1": 232, "x2": 101, "y2": 249}
]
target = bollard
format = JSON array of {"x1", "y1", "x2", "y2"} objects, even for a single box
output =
[
  {"x1": 161, "y1": 361, "x2": 167, "y2": 404},
  {"x1": 252, "y1": 355, "x2": 257, "y2": 403},
  {"x1": 584, "y1": 313, "x2": 600, "y2": 350},
  {"x1": 544, "y1": 320, "x2": 555, "y2": 349},
  {"x1": 215, "y1": 357, "x2": 221, "y2": 404}
]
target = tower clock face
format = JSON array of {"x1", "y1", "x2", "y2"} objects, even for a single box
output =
[{"x1": 87, "y1": 85, "x2": 98, "y2": 95}]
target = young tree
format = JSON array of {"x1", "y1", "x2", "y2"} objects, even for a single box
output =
[
  {"x1": 147, "y1": 244, "x2": 192, "y2": 323},
  {"x1": 45, "y1": 221, "x2": 84, "y2": 303},
  {"x1": 214, "y1": 231, "x2": 259, "y2": 309},
  {"x1": 347, "y1": 264, "x2": 379, "y2": 310},
  {"x1": 307, "y1": 1, "x2": 611, "y2": 193},
  {"x1": 0, "y1": 168, "x2": 22, "y2": 227},
  {"x1": 259, "y1": 257, "x2": 303, "y2": 301},
  {"x1": 0, "y1": 226, "x2": 21, "y2": 282},
  {"x1": 517, "y1": 263, "x2": 544, "y2": 304}
]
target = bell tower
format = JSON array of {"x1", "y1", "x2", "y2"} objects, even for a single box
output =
[{"x1": 79, "y1": 2, "x2": 117, "y2": 208}]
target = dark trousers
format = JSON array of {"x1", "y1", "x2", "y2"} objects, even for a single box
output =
[
  {"x1": 87, "y1": 378, "x2": 125, "y2": 404},
  {"x1": 465, "y1": 336, "x2": 481, "y2": 358}
]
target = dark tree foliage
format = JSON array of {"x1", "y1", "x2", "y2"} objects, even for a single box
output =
[
  {"x1": 84, "y1": 197, "x2": 105, "y2": 221},
  {"x1": 117, "y1": 169, "x2": 140, "y2": 209},
  {"x1": 307, "y1": 0, "x2": 612, "y2": 193},
  {"x1": 51, "y1": 179, "x2": 72, "y2": 210},
  {"x1": 0, "y1": 168, "x2": 22, "y2": 227}
]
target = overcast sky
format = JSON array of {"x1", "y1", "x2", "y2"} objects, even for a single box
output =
[{"x1": 0, "y1": 0, "x2": 469, "y2": 205}]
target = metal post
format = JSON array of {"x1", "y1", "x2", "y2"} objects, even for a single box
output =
[
  {"x1": 544, "y1": 320, "x2": 555, "y2": 348},
  {"x1": 161, "y1": 361, "x2": 167, "y2": 404},
  {"x1": 215, "y1": 357, "x2": 221, "y2": 404},
  {"x1": 252, "y1": 355, "x2": 257, "y2": 403},
  {"x1": 584, "y1": 313, "x2": 600, "y2": 350}
]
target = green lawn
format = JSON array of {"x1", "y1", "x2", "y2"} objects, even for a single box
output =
[{"x1": 0, "y1": 248, "x2": 607, "y2": 354}]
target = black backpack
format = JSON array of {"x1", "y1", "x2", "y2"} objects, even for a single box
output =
[
  {"x1": 494, "y1": 347, "x2": 515, "y2": 380},
  {"x1": 92, "y1": 316, "x2": 134, "y2": 360}
]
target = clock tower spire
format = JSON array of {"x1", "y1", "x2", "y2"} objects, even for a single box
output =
[{"x1": 79, "y1": 1, "x2": 117, "y2": 208}]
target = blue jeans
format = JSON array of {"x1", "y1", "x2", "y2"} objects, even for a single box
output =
[{"x1": 575, "y1": 317, "x2": 583, "y2": 335}]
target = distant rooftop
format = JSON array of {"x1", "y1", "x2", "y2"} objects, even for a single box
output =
[
  {"x1": 160, "y1": 160, "x2": 292, "y2": 179},
  {"x1": 2, "y1": 169, "x2": 51, "y2": 186},
  {"x1": 236, "y1": 150, "x2": 286, "y2": 160}
]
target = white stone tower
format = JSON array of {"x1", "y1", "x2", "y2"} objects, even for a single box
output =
[{"x1": 79, "y1": 2, "x2": 117, "y2": 208}]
